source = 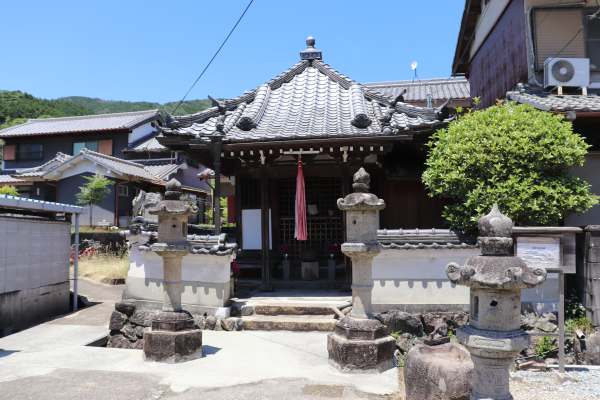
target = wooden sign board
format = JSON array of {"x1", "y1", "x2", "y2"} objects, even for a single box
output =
[{"x1": 515, "y1": 236, "x2": 561, "y2": 270}]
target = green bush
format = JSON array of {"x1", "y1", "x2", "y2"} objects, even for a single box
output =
[{"x1": 422, "y1": 102, "x2": 598, "y2": 229}]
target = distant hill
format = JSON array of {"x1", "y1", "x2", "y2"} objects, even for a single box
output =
[
  {"x1": 60, "y1": 96, "x2": 217, "y2": 117},
  {"x1": 0, "y1": 90, "x2": 94, "y2": 129}
]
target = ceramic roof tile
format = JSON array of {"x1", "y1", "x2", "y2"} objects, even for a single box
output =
[
  {"x1": 0, "y1": 110, "x2": 163, "y2": 138},
  {"x1": 0, "y1": 174, "x2": 27, "y2": 183},
  {"x1": 125, "y1": 133, "x2": 168, "y2": 152},
  {"x1": 507, "y1": 90, "x2": 600, "y2": 113},
  {"x1": 362, "y1": 77, "x2": 470, "y2": 102},
  {"x1": 141, "y1": 159, "x2": 186, "y2": 180},
  {"x1": 162, "y1": 60, "x2": 454, "y2": 144}
]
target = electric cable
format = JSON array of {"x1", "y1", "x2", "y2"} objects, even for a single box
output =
[{"x1": 170, "y1": 0, "x2": 254, "y2": 115}]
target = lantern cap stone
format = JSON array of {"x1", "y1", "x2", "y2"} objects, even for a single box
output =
[
  {"x1": 337, "y1": 168, "x2": 386, "y2": 211},
  {"x1": 478, "y1": 203, "x2": 512, "y2": 238},
  {"x1": 165, "y1": 178, "x2": 182, "y2": 200}
]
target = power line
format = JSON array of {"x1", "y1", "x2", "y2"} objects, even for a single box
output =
[{"x1": 170, "y1": 0, "x2": 254, "y2": 116}]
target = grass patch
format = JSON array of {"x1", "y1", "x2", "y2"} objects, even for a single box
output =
[{"x1": 71, "y1": 244, "x2": 129, "y2": 284}]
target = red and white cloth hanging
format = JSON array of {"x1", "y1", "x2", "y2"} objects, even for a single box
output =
[{"x1": 294, "y1": 156, "x2": 307, "y2": 240}]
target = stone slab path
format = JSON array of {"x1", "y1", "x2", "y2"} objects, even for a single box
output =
[{"x1": 0, "y1": 279, "x2": 398, "y2": 399}]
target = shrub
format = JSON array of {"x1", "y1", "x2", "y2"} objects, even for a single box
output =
[
  {"x1": 423, "y1": 102, "x2": 598, "y2": 229},
  {"x1": 0, "y1": 185, "x2": 19, "y2": 196}
]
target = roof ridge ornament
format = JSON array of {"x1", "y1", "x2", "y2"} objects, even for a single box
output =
[{"x1": 300, "y1": 36, "x2": 322, "y2": 61}]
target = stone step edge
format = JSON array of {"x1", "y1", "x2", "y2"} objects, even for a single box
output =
[
  {"x1": 251, "y1": 303, "x2": 345, "y2": 316},
  {"x1": 242, "y1": 316, "x2": 337, "y2": 331}
]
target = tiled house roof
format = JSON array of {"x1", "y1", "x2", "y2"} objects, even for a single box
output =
[
  {"x1": 124, "y1": 133, "x2": 167, "y2": 152},
  {"x1": 0, "y1": 110, "x2": 163, "y2": 138},
  {"x1": 142, "y1": 159, "x2": 186, "y2": 180},
  {"x1": 507, "y1": 85, "x2": 600, "y2": 112},
  {"x1": 14, "y1": 152, "x2": 71, "y2": 177},
  {"x1": 0, "y1": 174, "x2": 27, "y2": 184},
  {"x1": 362, "y1": 77, "x2": 470, "y2": 103},
  {"x1": 40, "y1": 149, "x2": 160, "y2": 182},
  {"x1": 161, "y1": 58, "x2": 454, "y2": 144}
]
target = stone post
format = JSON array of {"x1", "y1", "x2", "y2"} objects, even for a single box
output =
[
  {"x1": 143, "y1": 179, "x2": 203, "y2": 363},
  {"x1": 327, "y1": 168, "x2": 395, "y2": 373},
  {"x1": 446, "y1": 204, "x2": 547, "y2": 399}
]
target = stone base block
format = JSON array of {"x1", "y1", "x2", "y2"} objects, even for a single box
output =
[
  {"x1": 301, "y1": 262, "x2": 319, "y2": 280},
  {"x1": 404, "y1": 342, "x2": 474, "y2": 400},
  {"x1": 143, "y1": 329, "x2": 202, "y2": 363},
  {"x1": 327, "y1": 333, "x2": 395, "y2": 373}
]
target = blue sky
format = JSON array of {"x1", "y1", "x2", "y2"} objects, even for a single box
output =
[{"x1": 1, "y1": 0, "x2": 464, "y2": 104}]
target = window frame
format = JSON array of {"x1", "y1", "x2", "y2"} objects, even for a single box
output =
[
  {"x1": 585, "y1": 10, "x2": 600, "y2": 71},
  {"x1": 118, "y1": 185, "x2": 129, "y2": 197},
  {"x1": 73, "y1": 141, "x2": 99, "y2": 155},
  {"x1": 17, "y1": 144, "x2": 43, "y2": 160}
]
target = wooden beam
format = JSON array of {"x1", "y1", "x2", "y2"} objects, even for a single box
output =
[
  {"x1": 341, "y1": 164, "x2": 352, "y2": 290},
  {"x1": 259, "y1": 165, "x2": 272, "y2": 292}
]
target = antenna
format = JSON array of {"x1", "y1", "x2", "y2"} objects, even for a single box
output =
[{"x1": 410, "y1": 60, "x2": 421, "y2": 85}]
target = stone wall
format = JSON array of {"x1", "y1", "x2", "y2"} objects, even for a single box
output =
[{"x1": 0, "y1": 217, "x2": 71, "y2": 336}]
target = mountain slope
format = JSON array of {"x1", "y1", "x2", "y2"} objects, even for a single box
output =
[{"x1": 61, "y1": 96, "x2": 216, "y2": 116}]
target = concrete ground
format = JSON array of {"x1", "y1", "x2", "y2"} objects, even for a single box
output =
[{"x1": 0, "y1": 279, "x2": 399, "y2": 400}]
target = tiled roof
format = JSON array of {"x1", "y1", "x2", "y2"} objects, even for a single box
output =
[
  {"x1": 507, "y1": 84, "x2": 600, "y2": 112},
  {"x1": 0, "y1": 110, "x2": 163, "y2": 138},
  {"x1": 124, "y1": 133, "x2": 167, "y2": 152},
  {"x1": 362, "y1": 77, "x2": 470, "y2": 102},
  {"x1": 14, "y1": 152, "x2": 71, "y2": 177},
  {"x1": 161, "y1": 60, "x2": 453, "y2": 144},
  {"x1": 0, "y1": 174, "x2": 27, "y2": 184},
  {"x1": 141, "y1": 159, "x2": 186, "y2": 180},
  {"x1": 40, "y1": 149, "x2": 159, "y2": 182}
]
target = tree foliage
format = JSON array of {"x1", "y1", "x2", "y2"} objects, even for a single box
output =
[
  {"x1": 422, "y1": 102, "x2": 598, "y2": 230},
  {"x1": 76, "y1": 173, "x2": 114, "y2": 226},
  {"x1": 0, "y1": 90, "x2": 93, "y2": 128},
  {"x1": 60, "y1": 96, "x2": 218, "y2": 117},
  {"x1": 0, "y1": 185, "x2": 19, "y2": 196}
]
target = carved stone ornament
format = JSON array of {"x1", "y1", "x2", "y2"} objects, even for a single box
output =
[
  {"x1": 150, "y1": 179, "x2": 199, "y2": 217},
  {"x1": 236, "y1": 116, "x2": 256, "y2": 131},
  {"x1": 337, "y1": 168, "x2": 385, "y2": 211},
  {"x1": 351, "y1": 113, "x2": 372, "y2": 128}
]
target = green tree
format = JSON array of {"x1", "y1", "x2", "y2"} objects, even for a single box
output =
[
  {"x1": 0, "y1": 185, "x2": 19, "y2": 196},
  {"x1": 76, "y1": 173, "x2": 113, "y2": 227},
  {"x1": 422, "y1": 102, "x2": 598, "y2": 230}
]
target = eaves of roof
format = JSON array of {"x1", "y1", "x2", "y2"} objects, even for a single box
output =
[
  {"x1": 0, "y1": 110, "x2": 164, "y2": 138},
  {"x1": 452, "y1": 0, "x2": 482, "y2": 76}
]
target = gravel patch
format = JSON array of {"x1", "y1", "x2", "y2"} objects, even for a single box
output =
[{"x1": 511, "y1": 370, "x2": 600, "y2": 400}]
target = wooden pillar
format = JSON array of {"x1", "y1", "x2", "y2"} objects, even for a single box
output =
[
  {"x1": 342, "y1": 164, "x2": 352, "y2": 291},
  {"x1": 235, "y1": 169, "x2": 242, "y2": 251},
  {"x1": 259, "y1": 166, "x2": 272, "y2": 292},
  {"x1": 559, "y1": 272, "x2": 565, "y2": 373}
]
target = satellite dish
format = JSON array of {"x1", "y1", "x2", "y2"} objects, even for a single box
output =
[{"x1": 411, "y1": 61, "x2": 418, "y2": 70}]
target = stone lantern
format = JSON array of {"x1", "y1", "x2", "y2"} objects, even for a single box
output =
[
  {"x1": 446, "y1": 204, "x2": 547, "y2": 399},
  {"x1": 143, "y1": 178, "x2": 203, "y2": 363},
  {"x1": 327, "y1": 168, "x2": 395, "y2": 372}
]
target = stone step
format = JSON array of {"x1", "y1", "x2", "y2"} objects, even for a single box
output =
[
  {"x1": 253, "y1": 302, "x2": 343, "y2": 316},
  {"x1": 242, "y1": 315, "x2": 338, "y2": 331}
]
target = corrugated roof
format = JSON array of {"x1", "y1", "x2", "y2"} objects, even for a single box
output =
[
  {"x1": 0, "y1": 194, "x2": 86, "y2": 213},
  {"x1": 124, "y1": 133, "x2": 167, "y2": 152},
  {"x1": 362, "y1": 77, "x2": 470, "y2": 102},
  {"x1": 161, "y1": 60, "x2": 453, "y2": 144},
  {"x1": 0, "y1": 110, "x2": 163, "y2": 138}
]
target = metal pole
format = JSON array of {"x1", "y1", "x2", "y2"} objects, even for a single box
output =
[
  {"x1": 210, "y1": 136, "x2": 223, "y2": 236},
  {"x1": 73, "y1": 213, "x2": 80, "y2": 312},
  {"x1": 559, "y1": 272, "x2": 565, "y2": 373}
]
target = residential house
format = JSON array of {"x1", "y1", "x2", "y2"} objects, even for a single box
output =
[
  {"x1": 451, "y1": 0, "x2": 600, "y2": 225},
  {"x1": 0, "y1": 110, "x2": 211, "y2": 226}
]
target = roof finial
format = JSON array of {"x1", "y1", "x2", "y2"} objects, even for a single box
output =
[{"x1": 300, "y1": 36, "x2": 322, "y2": 61}]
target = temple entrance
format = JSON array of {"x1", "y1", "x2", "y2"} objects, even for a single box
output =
[{"x1": 276, "y1": 176, "x2": 343, "y2": 261}]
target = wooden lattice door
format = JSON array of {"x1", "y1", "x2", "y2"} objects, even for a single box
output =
[{"x1": 278, "y1": 176, "x2": 342, "y2": 260}]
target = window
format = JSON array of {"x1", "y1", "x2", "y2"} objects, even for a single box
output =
[
  {"x1": 118, "y1": 185, "x2": 129, "y2": 197},
  {"x1": 534, "y1": 9, "x2": 585, "y2": 69},
  {"x1": 587, "y1": 12, "x2": 600, "y2": 70},
  {"x1": 17, "y1": 144, "x2": 43, "y2": 160},
  {"x1": 3, "y1": 145, "x2": 16, "y2": 161},
  {"x1": 73, "y1": 141, "x2": 97, "y2": 154}
]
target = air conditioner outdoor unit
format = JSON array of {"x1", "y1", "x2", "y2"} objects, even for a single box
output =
[{"x1": 544, "y1": 58, "x2": 590, "y2": 88}]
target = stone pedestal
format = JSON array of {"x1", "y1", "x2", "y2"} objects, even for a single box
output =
[
  {"x1": 143, "y1": 312, "x2": 202, "y2": 363},
  {"x1": 141, "y1": 178, "x2": 203, "y2": 363},
  {"x1": 328, "y1": 168, "x2": 394, "y2": 373},
  {"x1": 283, "y1": 259, "x2": 291, "y2": 280},
  {"x1": 327, "y1": 259, "x2": 336, "y2": 280},
  {"x1": 446, "y1": 204, "x2": 547, "y2": 399},
  {"x1": 301, "y1": 261, "x2": 318, "y2": 280},
  {"x1": 327, "y1": 317, "x2": 395, "y2": 373}
]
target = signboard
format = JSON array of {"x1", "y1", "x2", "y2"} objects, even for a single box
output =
[{"x1": 515, "y1": 236, "x2": 561, "y2": 270}]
